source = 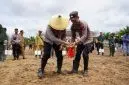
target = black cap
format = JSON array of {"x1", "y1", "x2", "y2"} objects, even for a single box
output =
[
  {"x1": 38, "y1": 30, "x2": 42, "y2": 32},
  {"x1": 69, "y1": 11, "x2": 78, "y2": 19},
  {"x1": 20, "y1": 30, "x2": 24, "y2": 33},
  {"x1": 15, "y1": 28, "x2": 18, "y2": 30}
]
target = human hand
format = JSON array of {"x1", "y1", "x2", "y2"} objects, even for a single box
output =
[
  {"x1": 63, "y1": 41, "x2": 69, "y2": 45},
  {"x1": 59, "y1": 45, "x2": 63, "y2": 50},
  {"x1": 74, "y1": 40, "x2": 80, "y2": 45},
  {"x1": 70, "y1": 42, "x2": 75, "y2": 46}
]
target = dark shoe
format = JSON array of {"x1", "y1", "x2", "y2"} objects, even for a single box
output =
[
  {"x1": 13, "y1": 56, "x2": 17, "y2": 60},
  {"x1": 13, "y1": 58, "x2": 16, "y2": 60},
  {"x1": 102, "y1": 53, "x2": 104, "y2": 56},
  {"x1": 57, "y1": 70, "x2": 65, "y2": 75},
  {"x1": 35, "y1": 55, "x2": 37, "y2": 58},
  {"x1": 39, "y1": 56, "x2": 41, "y2": 59},
  {"x1": 83, "y1": 70, "x2": 88, "y2": 76},
  {"x1": 16, "y1": 56, "x2": 19, "y2": 60},
  {"x1": 57, "y1": 69, "x2": 62, "y2": 74},
  {"x1": 68, "y1": 70, "x2": 78, "y2": 74},
  {"x1": 37, "y1": 68, "x2": 44, "y2": 78},
  {"x1": 68, "y1": 60, "x2": 79, "y2": 74},
  {"x1": 97, "y1": 52, "x2": 100, "y2": 55}
]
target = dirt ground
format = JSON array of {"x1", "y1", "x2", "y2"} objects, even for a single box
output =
[{"x1": 0, "y1": 47, "x2": 129, "y2": 85}]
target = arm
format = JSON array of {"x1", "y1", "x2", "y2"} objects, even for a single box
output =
[
  {"x1": 46, "y1": 26, "x2": 66, "y2": 44},
  {"x1": 79, "y1": 25, "x2": 90, "y2": 43},
  {"x1": 76, "y1": 24, "x2": 90, "y2": 44}
]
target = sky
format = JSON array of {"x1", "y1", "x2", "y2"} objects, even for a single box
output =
[{"x1": 0, "y1": 0, "x2": 129, "y2": 37}]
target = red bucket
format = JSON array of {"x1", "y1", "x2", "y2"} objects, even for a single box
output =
[{"x1": 67, "y1": 46, "x2": 75, "y2": 58}]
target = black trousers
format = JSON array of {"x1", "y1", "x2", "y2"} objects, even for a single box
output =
[
  {"x1": 95, "y1": 43, "x2": 99, "y2": 52},
  {"x1": 12, "y1": 44, "x2": 21, "y2": 59},
  {"x1": 74, "y1": 43, "x2": 90, "y2": 71},
  {"x1": 41, "y1": 42, "x2": 63, "y2": 72},
  {"x1": 96, "y1": 42, "x2": 104, "y2": 53}
]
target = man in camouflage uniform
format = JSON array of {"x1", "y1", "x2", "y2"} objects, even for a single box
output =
[{"x1": 108, "y1": 33, "x2": 115, "y2": 56}]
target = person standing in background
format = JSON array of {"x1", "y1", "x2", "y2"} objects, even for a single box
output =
[
  {"x1": 97, "y1": 32, "x2": 105, "y2": 55},
  {"x1": 3, "y1": 28, "x2": 8, "y2": 61},
  {"x1": 35, "y1": 30, "x2": 44, "y2": 58},
  {"x1": 19, "y1": 30, "x2": 25, "y2": 59},
  {"x1": 108, "y1": 33, "x2": 115, "y2": 57},
  {"x1": 11, "y1": 28, "x2": 21, "y2": 60},
  {"x1": 0, "y1": 24, "x2": 8, "y2": 62},
  {"x1": 122, "y1": 31, "x2": 129, "y2": 57}
]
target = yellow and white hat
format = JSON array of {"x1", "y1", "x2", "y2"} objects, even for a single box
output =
[{"x1": 49, "y1": 14, "x2": 69, "y2": 30}]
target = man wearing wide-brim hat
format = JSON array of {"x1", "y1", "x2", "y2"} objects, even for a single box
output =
[
  {"x1": 35, "y1": 30, "x2": 44, "y2": 58},
  {"x1": 38, "y1": 14, "x2": 69, "y2": 78}
]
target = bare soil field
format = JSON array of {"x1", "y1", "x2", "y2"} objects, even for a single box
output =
[{"x1": 0, "y1": 47, "x2": 129, "y2": 85}]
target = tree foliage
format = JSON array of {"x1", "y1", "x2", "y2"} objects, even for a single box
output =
[
  {"x1": 24, "y1": 36, "x2": 35, "y2": 45},
  {"x1": 103, "y1": 26, "x2": 129, "y2": 40},
  {"x1": 103, "y1": 32, "x2": 110, "y2": 40},
  {"x1": 117, "y1": 26, "x2": 129, "y2": 39}
]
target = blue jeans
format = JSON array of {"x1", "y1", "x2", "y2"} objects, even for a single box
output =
[
  {"x1": 127, "y1": 44, "x2": 129, "y2": 55},
  {"x1": 123, "y1": 43, "x2": 129, "y2": 55}
]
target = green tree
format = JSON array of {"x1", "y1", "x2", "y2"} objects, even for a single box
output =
[
  {"x1": 103, "y1": 32, "x2": 110, "y2": 40},
  {"x1": 24, "y1": 36, "x2": 35, "y2": 45},
  {"x1": 117, "y1": 26, "x2": 129, "y2": 38}
]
